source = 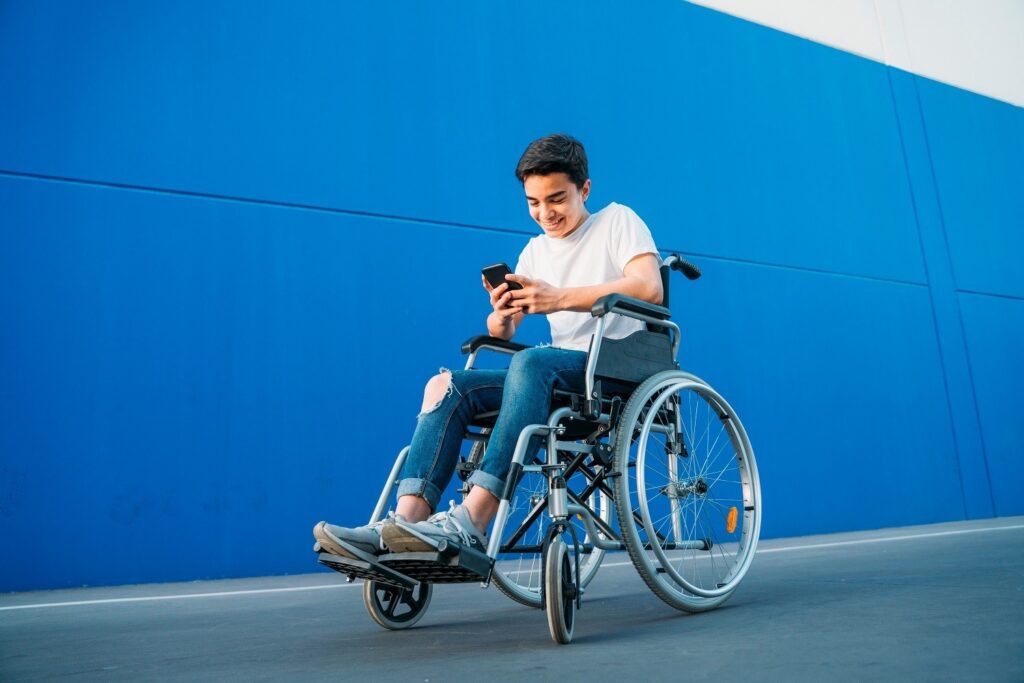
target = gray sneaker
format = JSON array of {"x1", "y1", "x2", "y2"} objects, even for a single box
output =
[
  {"x1": 381, "y1": 501, "x2": 488, "y2": 554},
  {"x1": 313, "y1": 515, "x2": 400, "y2": 559}
]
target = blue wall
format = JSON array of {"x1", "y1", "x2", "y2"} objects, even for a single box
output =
[{"x1": 1, "y1": 1, "x2": 1021, "y2": 591}]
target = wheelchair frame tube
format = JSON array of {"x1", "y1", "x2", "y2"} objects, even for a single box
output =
[
  {"x1": 666, "y1": 440, "x2": 683, "y2": 543},
  {"x1": 669, "y1": 394, "x2": 684, "y2": 542},
  {"x1": 486, "y1": 423, "x2": 559, "y2": 560},
  {"x1": 547, "y1": 407, "x2": 574, "y2": 462},
  {"x1": 567, "y1": 503, "x2": 624, "y2": 551},
  {"x1": 369, "y1": 445, "x2": 410, "y2": 524},
  {"x1": 583, "y1": 317, "x2": 608, "y2": 407}
]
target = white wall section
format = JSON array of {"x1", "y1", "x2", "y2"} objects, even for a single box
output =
[{"x1": 687, "y1": 0, "x2": 1024, "y2": 107}]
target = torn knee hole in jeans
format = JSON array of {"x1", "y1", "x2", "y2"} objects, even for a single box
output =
[{"x1": 418, "y1": 367, "x2": 461, "y2": 416}]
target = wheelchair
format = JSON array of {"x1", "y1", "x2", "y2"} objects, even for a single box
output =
[{"x1": 314, "y1": 254, "x2": 762, "y2": 644}]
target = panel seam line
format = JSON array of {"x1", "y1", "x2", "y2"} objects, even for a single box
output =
[{"x1": 2, "y1": 169, "x2": 932, "y2": 290}]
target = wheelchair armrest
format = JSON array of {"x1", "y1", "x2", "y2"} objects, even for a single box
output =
[
  {"x1": 461, "y1": 335, "x2": 530, "y2": 356},
  {"x1": 591, "y1": 294, "x2": 672, "y2": 321}
]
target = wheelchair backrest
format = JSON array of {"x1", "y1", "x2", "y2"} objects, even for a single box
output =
[
  {"x1": 590, "y1": 256, "x2": 696, "y2": 388},
  {"x1": 592, "y1": 328, "x2": 675, "y2": 387}
]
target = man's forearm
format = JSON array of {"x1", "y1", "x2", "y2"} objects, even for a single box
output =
[
  {"x1": 557, "y1": 275, "x2": 662, "y2": 312},
  {"x1": 486, "y1": 311, "x2": 517, "y2": 339}
]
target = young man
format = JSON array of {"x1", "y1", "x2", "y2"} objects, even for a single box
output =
[{"x1": 314, "y1": 133, "x2": 662, "y2": 555}]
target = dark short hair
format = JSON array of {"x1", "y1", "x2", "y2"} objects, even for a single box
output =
[{"x1": 515, "y1": 134, "x2": 589, "y2": 189}]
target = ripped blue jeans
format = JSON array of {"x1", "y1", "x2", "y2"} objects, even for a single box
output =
[{"x1": 396, "y1": 346, "x2": 587, "y2": 510}]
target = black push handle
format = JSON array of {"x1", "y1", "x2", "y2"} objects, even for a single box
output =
[{"x1": 664, "y1": 254, "x2": 702, "y2": 280}]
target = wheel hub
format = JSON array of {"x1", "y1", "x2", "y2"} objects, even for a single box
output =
[{"x1": 663, "y1": 477, "x2": 708, "y2": 499}]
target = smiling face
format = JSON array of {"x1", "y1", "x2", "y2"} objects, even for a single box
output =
[{"x1": 523, "y1": 172, "x2": 592, "y2": 239}]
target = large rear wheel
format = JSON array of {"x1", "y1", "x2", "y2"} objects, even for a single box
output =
[{"x1": 613, "y1": 370, "x2": 761, "y2": 612}]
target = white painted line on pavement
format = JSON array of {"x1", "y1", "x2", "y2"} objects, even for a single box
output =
[
  {"x1": 593, "y1": 522, "x2": 1024, "y2": 570},
  {"x1": 753, "y1": 523, "x2": 1024, "y2": 554},
  {"x1": 0, "y1": 583, "x2": 355, "y2": 612},
  {"x1": 3, "y1": 522, "x2": 1021, "y2": 612}
]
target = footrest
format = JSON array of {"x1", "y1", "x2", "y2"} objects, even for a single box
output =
[
  {"x1": 317, "y1": 551, "x2": 418, "y2": 590},
  {"x1": 315, "y1": 522, "x2": 495, "y2": 586},
  {"x1": 316, "y1": 545, "x2": 493, "y2": 586},
  {"x1": 381, "y1": 519, "x2": 494, "y2": 581},
  {"x1": 380, "y1": 546, "x2": 493, "y2": 583}
]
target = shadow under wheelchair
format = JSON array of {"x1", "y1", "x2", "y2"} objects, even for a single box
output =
[{"x1": 314, "y1": 575, "x2": 755, "y2": 653}]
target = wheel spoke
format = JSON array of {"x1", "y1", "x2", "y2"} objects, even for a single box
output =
[{"x1": 382, "y1": 590, "x2": 399, "y2": 618}]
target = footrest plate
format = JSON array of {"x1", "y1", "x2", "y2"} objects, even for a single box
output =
[
  {"x1": 317, "y1": 552, "x2": 418, "y2": 589},
  {"x1": 379, "y1": 547, "x2": 492, "y2": 583},
  {"x1": 316, "y1": 546, "x2": 493, "y2": 586}
]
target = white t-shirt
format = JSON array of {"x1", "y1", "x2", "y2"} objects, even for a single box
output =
[{"x1": 515, "y1": 202, "x2": 660, "y2": 352}]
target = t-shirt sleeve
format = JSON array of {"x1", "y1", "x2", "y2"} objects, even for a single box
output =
[
  {"x1": 514, "y1": 239, "x2": 534, "y2": 279},
  {"x1": 609, "y1": 204, "x2": 660, "y2": 272}
]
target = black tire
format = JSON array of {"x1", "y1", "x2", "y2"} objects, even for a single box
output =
[
  {"x1": 544, "y1": 536, "x2": 575, "y2": 644},
  {"x1": 363, "y1": 580, "x2": 432, "y2": 630}
]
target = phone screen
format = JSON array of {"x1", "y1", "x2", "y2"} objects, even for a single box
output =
[{"x1": 482, "y1": 263, "x2": 523, "y2": 290}]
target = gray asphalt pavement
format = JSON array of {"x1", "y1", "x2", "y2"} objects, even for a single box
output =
[{"x1": 2, "y1": 517, "x2": 1023, "y2": 682}]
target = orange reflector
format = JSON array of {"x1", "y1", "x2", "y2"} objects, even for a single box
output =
[{"x1": 726, "y1": 506, "x2": 738, "y2": 534}]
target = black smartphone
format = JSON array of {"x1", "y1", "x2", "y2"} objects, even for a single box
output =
[{"x1": 481, "y1": 262, "x2": 523, "y2": 290}]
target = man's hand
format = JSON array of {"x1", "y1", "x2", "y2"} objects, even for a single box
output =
[
  {"x1": 482, "y1": 275, "x2": 524, "y2": 320},
  {"x1": 505, "y1": 274, "x2": 564, "y2": 315}
]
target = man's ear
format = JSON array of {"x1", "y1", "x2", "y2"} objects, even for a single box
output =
[{"x1": 581, "y1": 178, "x2": 592, "y2": 202}]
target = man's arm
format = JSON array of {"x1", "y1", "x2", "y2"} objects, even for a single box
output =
[
  {"x1": 482, "y1": 276, "x2": 526, "y2": 340},
  {"x1": 506, "y1": 252, "x2": 663, "y2": 315}
]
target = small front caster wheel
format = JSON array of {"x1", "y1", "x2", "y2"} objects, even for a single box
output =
[
  {"x1": 363, "y1": 580, "x2": 432, "y2": 630},
  {"x1": 544, "y1": 536, "x2": 576, "y2": 644}
]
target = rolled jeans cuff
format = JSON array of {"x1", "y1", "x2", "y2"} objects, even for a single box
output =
[
  {"x1": 466, "y1": 470, "x2": 505, "y2": 501},
  {"x1": 396, "y1": 478, "x2": 442, "y2": 511}
]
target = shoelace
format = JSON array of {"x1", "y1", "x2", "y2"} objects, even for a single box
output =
[
  {"x1": 427, "y1": 501, "x2": 482, "y2": 547},
  {"x1": 373, "y1": 511, "x2": 403, "y2": 549},
  {"x1": 371, "y1": 511, "x2": 400, "y2": 530}
]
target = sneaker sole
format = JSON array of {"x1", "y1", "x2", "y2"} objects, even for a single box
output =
[
  {"x1": 313, "y1": 521, "x2": 373, "y2": 560},
  {"x1": 379, "y1": 523, "x2": 435, "y2": 553}
]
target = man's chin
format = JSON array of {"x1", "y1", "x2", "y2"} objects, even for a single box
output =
[{"x1": 540, "y1": 219, "x2": 566, "y2": 236}]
